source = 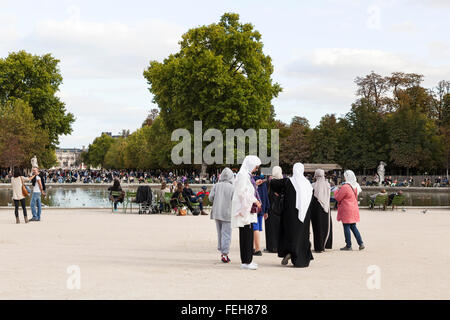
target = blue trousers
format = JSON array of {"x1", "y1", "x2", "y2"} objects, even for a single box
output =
[
  {"x1": 343, "y1": 223, "x2": 363, "y2": 247},
  {"x1": 30, "y1": 192, "x2": 42, "y2": 220}
]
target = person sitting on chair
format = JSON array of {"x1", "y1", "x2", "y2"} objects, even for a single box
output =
[
  {"x1": 369, "y1": 189, "x2": 387, "y2": 209},
  {"x1": 183, "y1": 182, "x2": 207, "y2": 215},
  {"x1": 171, "y1": 182, "x2": 193, "y2": 214},
  {"x1": 108, "y1": 179, "x2": 124, "y2": 211},
  {"x1": 387, "y1": 190, "x2": 403, "y2": 206}
]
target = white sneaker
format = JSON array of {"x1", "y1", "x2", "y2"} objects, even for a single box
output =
[
  {"x1": 241, "y1": 263, "x2": 258, "y2": 270},
  {"x1": 248, "y1": 262, "x2": 258, "y2": 269}
]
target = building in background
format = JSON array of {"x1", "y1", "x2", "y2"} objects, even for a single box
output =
[{"x1": 55, "y1": 148, "x2": 85, "y2": 169}]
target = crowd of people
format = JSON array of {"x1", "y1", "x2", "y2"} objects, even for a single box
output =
[
  {"x1": 1, "y1": 169, "x2": 220, "y2": 185},
  {"x1": 361, "y1": 175, "x2": 449, "y2": 187},
  {"x1": 207, "y1": 155, "x2": 364, "y2": 270}
]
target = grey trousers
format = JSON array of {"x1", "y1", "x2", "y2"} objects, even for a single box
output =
[{"x1": 215, "y1": 220, "x2": 232, "y2": 255}]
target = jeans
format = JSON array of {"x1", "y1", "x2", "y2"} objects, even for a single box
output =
[
  {"x1": 30, "y1": 192, "x2": 42, "y2": 220},
  {"x1": 343, "y1": 223, "x2": 363, "y2": 247}
]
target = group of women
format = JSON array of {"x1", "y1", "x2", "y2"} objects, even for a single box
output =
[{"x1": 209, "y1": 155, "x2": 365, "y2": 269}]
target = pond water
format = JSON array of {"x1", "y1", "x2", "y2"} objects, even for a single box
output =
[{"x1": 0, "y1": 187, "x2": 448, "y2": 208}]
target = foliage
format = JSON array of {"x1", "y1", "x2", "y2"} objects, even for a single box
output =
[
  {"x1": 0, "y1": 99, "x2": 54, "y2": 169},
  {"x1": 0, "y1": 51, "x2": 75, "y2": 146}
]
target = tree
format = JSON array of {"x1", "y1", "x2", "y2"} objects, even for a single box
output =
[
  {"x1": 339, "y1": 99, "x2": 388, "y2": 173},
  {"x1": 0, "y1": 99, "x2": 52, "y2": 169},
  {"x1": 279, "y1": 117, "x2": 311, "y2": 168},
  {"x1": 143, "y1": 13, "x2": 282, "y2": 169},
  {"x1": 104, "y1": 138, "x2": 127, "y2": 169},
  {"x1": 309, "y1": 114, "x2": 340, "y2": 163},
  {"x1": 0, "y1": 51, "x2": 75, "y2": 146},
  {"x1": 142, "y1": 108, "x2": 160, "y2": 127},
  {"x1": 387, "y1": 105, "x2": 441, "y2": 173},
  {"x1": 85, "y1": 134, "x2": 115, "y2": 168}
]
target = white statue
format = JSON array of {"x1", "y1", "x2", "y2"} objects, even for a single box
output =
[
  {"x1": 377, "y1": 161, "x2": 386, "y2": 186},
  {"x1": 31, "y1": 155, "x2": 38, "y2": 168}
]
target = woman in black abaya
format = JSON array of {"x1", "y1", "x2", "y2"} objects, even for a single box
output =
[
  {"x1": 311, "y1": 169, "x2": 333, "y2": 253},
  {"x1": 265, "y1": 166, "x2": 282, "y2": 253},
  {"x1": 270, "y1": 163, "x2": 314, "y2": 268}
]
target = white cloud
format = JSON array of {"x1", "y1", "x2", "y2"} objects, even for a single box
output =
[
  {"x1": 274, "y1": 47, "x2": 450, "y2": 124},
  {"x1": 389, "y1": 21, "x2": 418, "y2": 33},
  {"x1": 31, "y1": 6, "x2": 184, "y2": 78}
]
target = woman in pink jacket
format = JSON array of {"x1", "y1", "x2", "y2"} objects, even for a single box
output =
[{"x1": 334, "y1": 170, "x2": 365, "y2": 251}]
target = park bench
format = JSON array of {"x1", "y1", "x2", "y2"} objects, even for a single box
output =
[
  {"x1": 110, "y1": 190, "x2": 137, "y2": 213},
  {"x1": 391, "y1": 195, "x2": 406, "y2": 211},
  {"x1": 372, "y1": 195, "x2": 388, "y2": 210}
]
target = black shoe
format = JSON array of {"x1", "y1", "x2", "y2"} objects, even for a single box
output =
[
  {"x1": 340, "y1": 246, "x2": 352, "y2": 251},
  {"x1": 281, "y1": 253, "x2": 291, "y2": 265},
  {"x1": 29, "y1": 218, "x2": 38, "y2": 222},
  {"x1": 359, "y1": 244, "x2": 365, "y2": 250},
  {"x1": 253, "y1": 250, "x2": 262, "y2": 256}
]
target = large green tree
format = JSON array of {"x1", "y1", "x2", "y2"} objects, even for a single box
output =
[
  {"x1": 144, "y1": 13, "x2": 281, "y2": 169},
  {"x1": 0, "y1": 51, "x2": 75, "y2": 146},
  {"x1": 84, "y1": 134, "x2": 115, "y2": 168},
  {"x1": 279, "y1": 117, "x2": 311, "y2": 168},
  {"x1": 309, "y1": 114, "x2": 341, "y2": 164},
  {"x1": 0, "y1": 99, "x2": 53, "y2": 169}
]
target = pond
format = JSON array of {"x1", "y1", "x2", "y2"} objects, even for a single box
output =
[{"x1": 0, "y1": 186, "x2": 448, "y2": 208}]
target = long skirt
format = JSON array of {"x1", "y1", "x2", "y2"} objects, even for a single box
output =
[
  {"x1": 311, "y1": 197, "x2": 333, "y2": 252},
  {"x1": 265, "y1": 213, "x2": 280, "y2": 253}
]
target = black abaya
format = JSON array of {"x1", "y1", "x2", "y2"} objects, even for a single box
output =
[
  {"x1": 310, "y1": 196, "x2": 333, "y2": 252},
  {"x1": 270, "y1": 178, "x2": 314, "y2": 268},
  {"x1": 265, "y1": 185, "x2": 280, "y2": 253}
]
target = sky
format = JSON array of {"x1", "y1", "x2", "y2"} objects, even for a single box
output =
[{"x1": 1, "y1": 0, "x2": 449, "y2": 148}]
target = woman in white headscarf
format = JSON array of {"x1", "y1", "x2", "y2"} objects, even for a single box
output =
[
  {"x1": 265, "y1": 166, "x2": 283, "y2": 253},
  {"x1": 334, "y1": 170, "x2": 365, "y2": 251},
  {"x1": 311, "y1": 169, "x2": 333, "y2": 253},
  {"x1": 231, "y1": 155, "x2": 262, "y2": 270},
  {"x1": 209, "y1": 167, "x2": 234, "y2": 263},
  {"x1": 270, "y1": 163, "x2": 314, "y2": 268}
]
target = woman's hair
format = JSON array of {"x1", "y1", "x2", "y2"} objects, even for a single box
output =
[
  {"x1": 113, "y1": 179, "x2": 121, "y2": 188},
  {"x1": 13, "y1": 168, "x2": 22, "y2": 178},
  {"x1": 177, "y1": 182, "x2": 183, "y2": 191},
  {"x1": 161, "y1": 182, "x2": 167, "y2": 189}
]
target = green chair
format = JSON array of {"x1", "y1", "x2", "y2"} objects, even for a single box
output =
[
  {"x1": 391, "y1": 195, "x2": 405, "y2": 211},
  {"x1": 124, "y1": 191, "x2": 137, "y2": 214},
  {"x1": 373, "y1": 195, "x2": 388, "y2": 210},
  {"x1": 110, "y1": 191, "x2": 123, "y2": 212}
]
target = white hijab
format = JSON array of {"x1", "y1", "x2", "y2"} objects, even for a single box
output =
[
  {"x1": 231, "y1": 155, "x2": 261, "y2": 228},
  {"x1": 313, "y1": 169, "x2": 330, "y2": 213},
  {"x1": 271, "y1": 166, "x2": 283, "y2": 180},
  {"x1": 289, "y1": 163, "x2": 313, "y2": 223},
  {"x1": 344, "y1": 170, "x2": 362, "y2": 195}
]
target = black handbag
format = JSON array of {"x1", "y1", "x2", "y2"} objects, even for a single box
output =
[{"x1": 271, "y1": 194, "x2": 284, "y2": 216}]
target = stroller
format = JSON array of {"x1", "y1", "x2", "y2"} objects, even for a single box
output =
[{"x1": 136, "y1": 186, "x2": 152, "y2": 214}]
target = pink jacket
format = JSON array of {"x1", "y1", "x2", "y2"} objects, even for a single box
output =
[{"x1": 334, "y1": 184, "x2": 360, "y2": 224}]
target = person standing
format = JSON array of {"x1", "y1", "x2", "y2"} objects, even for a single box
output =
[
  {"x1": 310, "y1": 169, "x2": 333, "y2": 253},
  {"x1": 30, "y1": 167, "x2": 45, "y2": 222},
  {"x1": 253, "y1": 172, "x2": 269, "y2": 256},
  {"x1": 270, "y1": 163, "x2": 314, "y2": 268},
  {"x1": 265, "y1": 166, "x2": 282, "y2": 253},
  {"x1": 334, "y1": 170, "x2": 365, "y2": 251},
  {"x1": 11, "y1": 168, "x2": 35, "y2": 224},
  {"x1": 209, "y1": 168, "x2": 234, "y2": 263},
  {"x1": 231, "y1": 155, "x2": 262, "y2": 270}
]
